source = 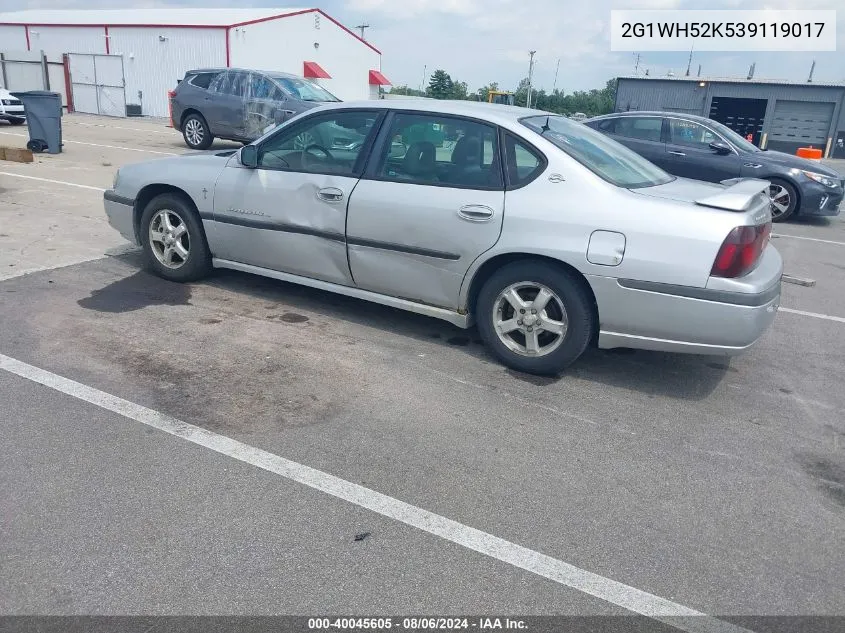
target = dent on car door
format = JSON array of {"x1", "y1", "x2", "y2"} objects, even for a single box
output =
[
  {"x1": 345, "y1": 112, "x2": 506, "y2": 309},
  {"x1": 210, "y1": 109, "x2": 384, "y2": 284}
]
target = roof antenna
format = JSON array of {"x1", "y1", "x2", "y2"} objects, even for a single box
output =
[{"x1": 541, "y1": 115, "x2": 551, "y2": 132}]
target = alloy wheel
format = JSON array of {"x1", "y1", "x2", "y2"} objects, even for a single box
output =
[
  {"x1": 185, "y1": 118, "x2": 204, "y2": 147},
  {"x1": 492, "y1": 282, "x2": 569, "y2": 357},
  {"x1": 149, "y1": 209, "x2": 190, "y2": 269},
  {"x1": 769, "y1": 184, "x2": 791, "y2": 219}
]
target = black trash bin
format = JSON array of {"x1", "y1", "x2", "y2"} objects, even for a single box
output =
[{"x1": 10, "y1": 91, "x2": 63, "y2": 154}]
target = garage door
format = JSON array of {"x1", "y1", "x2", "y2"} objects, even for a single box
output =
[{"x1": 769, "y1": 100, "x2": 834, "y2": 146}]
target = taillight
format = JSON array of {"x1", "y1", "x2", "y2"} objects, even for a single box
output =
[
  {"x1": 167, "y1": 90, "x2": 176, "y2": 128},
  {"x1": 711, "y1": 222, "x2": 771, "y2": 278}
]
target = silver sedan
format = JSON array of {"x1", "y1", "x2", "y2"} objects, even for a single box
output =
[{"x1": 104, "y1": 100, "x2": 782, "y2": 375}]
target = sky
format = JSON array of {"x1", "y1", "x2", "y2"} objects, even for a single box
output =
[{"x1": 1, "y1": 0, "x2": 842, "y2": 93}]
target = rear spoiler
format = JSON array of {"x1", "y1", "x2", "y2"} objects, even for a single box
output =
[{"x1": 695, "y1": 178, "x2": 771, "y2": 212}]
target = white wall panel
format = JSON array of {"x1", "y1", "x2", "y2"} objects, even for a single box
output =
[
  {"x1": 0, "y1": 25, "x2": 28, "y2": 52},
  {"x1": 109, "y1": 27, "x2": 225, "y2": 117},
  {"x1": 27, "y1": 26, "x2": 106, "y2": 55},
  {"x1": 229, "y1": 12, "x2": 383, "y2": 102}
]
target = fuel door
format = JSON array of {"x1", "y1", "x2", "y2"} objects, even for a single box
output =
[{"x1": 587, "y1": 230, "x2": 626, "y2": 266}]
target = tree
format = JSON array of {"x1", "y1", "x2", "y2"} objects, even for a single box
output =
[
  {"x1": 450, "y1": 80, "x2": 469, "y2": 100},
  {"x1": 426, "y1": 70, "x2": 454, "y2": 99},
  {"x1": 389, "y1": 84, "x2": 425, "y2": 97}
]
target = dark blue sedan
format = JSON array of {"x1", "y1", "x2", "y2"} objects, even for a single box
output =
[{"x1": 586, "y1": 111, "x2": 844, "y2": 222}]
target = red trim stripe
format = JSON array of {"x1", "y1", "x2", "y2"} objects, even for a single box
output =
[
  {"x1": 225, "y1": 27, "x2": 230, "y2": 67},
  {"x1": 24, "y1": 25, "x2": 30, "y2": 50},
  {"x1": 1, "y1": 9, "x2": 382, "y2": 54},
  {"x1": 104, "y1": 25, "x2": 110, "y2": 54},
  {"x1": 63, "y1": 54, "x2": 74, "y2": 112}
]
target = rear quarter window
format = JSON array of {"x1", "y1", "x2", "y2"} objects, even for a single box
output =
[{"x1": 187, "y1": 72, "x2": 218, "y2": 89}]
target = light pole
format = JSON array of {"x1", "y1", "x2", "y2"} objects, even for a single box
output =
[{"x1": 527, "y1": 50, "x2": 536, "y2": 108}]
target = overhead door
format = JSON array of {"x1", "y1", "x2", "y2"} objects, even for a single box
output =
[
  {"x1": 768, "y1": 100, "x2": 834, "y2": 147},
  {"x1": 68, "y1": 53, "x2": 126, "y2": 117}
]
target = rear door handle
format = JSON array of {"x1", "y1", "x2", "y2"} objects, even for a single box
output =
[
  {"x1": 668, "y1": 150, "x2": 686, "y2": 156},
  {"x1": 317, "y1": 187, "x2": 344, "y2": 202},
  {"x1": 458, "y1": 205, "x2": 495, "y2": 222}
]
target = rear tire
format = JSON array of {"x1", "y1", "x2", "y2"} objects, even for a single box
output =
[
  {"x1": 182, "y1": 113, "x2": 213, "y2": 150},
  {"x1": 476, "y1": 261, "x2": 596, "y2": 375},
  {"x1": 768, "y1": 178, "x2": 798, "y2": 222},
  {"x1": 140, "y1": 193, "x2": 212, "y2": 282}
]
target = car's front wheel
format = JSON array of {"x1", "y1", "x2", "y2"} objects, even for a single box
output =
[
  {"x1": 140, "y1": 193, "x2": 211, "y2": 282},
  {"x1": 182, "y1": 113, "x2": 213, "y2": 150},
  {"x1": 476, "y1": 261, "x2": 596, "y2": 375},
  {"x1": 768, "y1": 178, "x2": 799, "y2": 222}
]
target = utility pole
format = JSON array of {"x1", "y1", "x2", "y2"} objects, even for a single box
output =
[
  {"x1": 355, "y1": 23, "x2": 370, "y2": 40},
  {"x1": 527, "y1": 50, "x2": 536, "y2": 109},
  {"x1": 634, "y1": 53, "x2": 640, "y2": 75},
  {"x1": 552, "y1": 58, "x2": 561, "y2": 93},
  {"x1": 685, "y1": 46, "x2": 693, "y2": 76}
]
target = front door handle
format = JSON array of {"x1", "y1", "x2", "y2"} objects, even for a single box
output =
[
  {"x1": 458, "y1": 205, "x2": 494, "y2": 222},
  {"x1": 317, "y1": 187, "x2": 344, "y2": 202},
  {"x1": 668, "y1": 150, "x2": 686, "y2": 156}
]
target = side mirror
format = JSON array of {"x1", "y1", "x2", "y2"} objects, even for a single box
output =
[
  {"x1": 709, "y1": 141, "x2": 732, "y2": 155},
  {"x1": 240, "y1": 145, "x2": 258, "y2": 168}
]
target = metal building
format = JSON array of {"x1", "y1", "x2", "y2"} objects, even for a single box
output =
[
  {"x1": 615, "y1": 76, "x2": 845, "y2": 158},
  {"x1": 0, "y1": 8, "x2": 390, "y2": 119}
]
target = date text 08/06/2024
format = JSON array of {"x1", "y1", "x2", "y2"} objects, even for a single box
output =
[{"x1": 308, "y1": 617, "x2": 528, "y2": 630}]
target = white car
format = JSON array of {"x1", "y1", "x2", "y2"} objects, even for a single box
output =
[{"x1": 0, "y1": 88, "x2": 26, "y2": 125}]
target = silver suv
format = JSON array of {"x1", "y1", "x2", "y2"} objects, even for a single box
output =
[{"x1": 171, "y1": 68, "x2": 342, "y2": 150}]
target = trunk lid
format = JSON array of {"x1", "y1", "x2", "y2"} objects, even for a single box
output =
[{"x1": 633, "y1": 177, "x2": 771, "y2": 223}]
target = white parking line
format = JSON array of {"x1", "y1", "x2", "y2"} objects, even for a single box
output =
[
  {"x1": 0, "y1": 352, "x2": 750, "y2": 633},
  {"x1": 69, "y1": 121, "x2": 173, "y2": 135},
  {"x1": 0, "y1": 171, "x2": 105, "y2": 191},
  {"x1": 0, "y1": 131, "x2": 176, "y2": 155},
  {"x1": 772, "y1": 233, "x2": 845, "y2": 246},
  {"x1": 780, "y1": 307, "x2": 845, "y2": 323}
]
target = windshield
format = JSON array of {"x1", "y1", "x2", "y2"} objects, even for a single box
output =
[
  {"x1": 708, "y1": 119, "x2": 761, "y2": 152},
  {"x1": 274, "y1": 77, "x2": 340, "y2": 103},
  {"x1": 521, "y1": 115, "x2": 674, "y2": 188}
]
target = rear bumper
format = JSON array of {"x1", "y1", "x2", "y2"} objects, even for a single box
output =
[
  {"x1": 589, "y1": 248, "x2": 782, "y2": 356},
  {"x1": 103, "y1": 190, "x2": 138, "y2": 245}
]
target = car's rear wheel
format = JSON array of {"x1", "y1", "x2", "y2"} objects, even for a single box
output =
[
  {"x1": 476, "y1": 261, "x2": 596, "y2": 375},
  {"x1": 768, "y1": 178, "x2": 798, "y2": 222},
  {"x1": 182, "y1": 113, "x2": 213, "y2": 150},
  {"x1": 140, "y1": 193, "x2": 211, "y2": 282}
]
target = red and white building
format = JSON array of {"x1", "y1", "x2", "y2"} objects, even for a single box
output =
[{"x1": 0, "y1": 8, "x2": 390, "y2": 118}]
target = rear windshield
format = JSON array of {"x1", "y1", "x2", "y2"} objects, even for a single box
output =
[
  {"x1": 273, "y1": 77, "x2": 340, "y2": 103},
  {"x1": 521, "y1": 115, "x2": 674, "y2": 189}
]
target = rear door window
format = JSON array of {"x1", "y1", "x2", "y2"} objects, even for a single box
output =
[
  {"x1": 188, "y1": 72, "x2": 218, "y2": 90},
  {"x1": 228, "y1": 72, "x2": 248, "y2": 98},
  {"x1": 616, "y1": 117, "x2": 663, "y2": 142}
]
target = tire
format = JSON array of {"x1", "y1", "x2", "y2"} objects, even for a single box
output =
[
  {"x1": 9, "y1": 118, "x2": 25, "y2": 126},
  {"x1": 476, "y1": 261, "x2": 596, "y2": 375},
  {"x1": 182, "y1": 113, "x2": 213, "y2": 150},
  {"x1": 140, "y1": 193, "x2": 212, "y2": 282},
  {"x1": 768, "y1": 178, "x2": 799, "y2": 222}
]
